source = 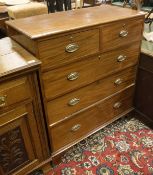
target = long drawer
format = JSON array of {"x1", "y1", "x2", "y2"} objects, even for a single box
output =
[
  {"x1": 47, "y1": 66, "x2": 136, "y2": 124},
  {"x1": 43, "y1": 43, "x2": 139, "y2": 100},
  {"x1": 38, "y1": 28, "x2": 99, "y2": 71},
  {"x1": 101, "y1": 19, "x2": 143, "y2": 52},
  {"x1": 49, "y1": 86, "x2": 134, "y2": 152},
  {"x1": 0, "y1": 77, "x2": 30, "y2": 110}
]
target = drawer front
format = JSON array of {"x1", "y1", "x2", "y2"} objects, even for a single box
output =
[
  {"x1": 47, "y1": 66, "x2": 136, "y2": 124},
  {"x1": 38, "y1": 29, "x2": 99, "y2": 71},
  {"x1": 0, "y1": 77, "x2": 30, "y2": 109},
  {"x1": 101, "y1": 19, "x2": 143, "y2": 52},
  {"x1": 50, "y1": 86, "x2": 134, "y2": 152},
  {"x1": 43, "y1": 43, "x2": 139, "y2": 100}
]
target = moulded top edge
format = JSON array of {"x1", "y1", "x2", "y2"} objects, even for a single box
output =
[{"x1": 6, "y1": 5, "x2": 145, "y2": 40}]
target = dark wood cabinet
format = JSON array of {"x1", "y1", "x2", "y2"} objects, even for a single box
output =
[{"x1": 134, "y1": 43, "x2": 153, "y2": 126}]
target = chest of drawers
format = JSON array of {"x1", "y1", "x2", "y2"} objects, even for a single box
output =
[
  {"x1": 6, "y1": 5, "x2": 145, "y2": 162},
  {"x1": 0, "y1": 38, "x2": 49, "y2": 175}
]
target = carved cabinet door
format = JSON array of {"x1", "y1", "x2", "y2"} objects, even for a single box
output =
[{"x1": 0, "y1": 104, "x2": 43, "y2": 175}]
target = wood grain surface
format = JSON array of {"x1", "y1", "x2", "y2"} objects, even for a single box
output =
[
  {"x1": 0, "y1": 77, "x2": 30, "y2": 111},
  {"x1": 0, "y1": 37, "x2": 40, "y2": 78},
  {"x1": 38, "y1": 28, "x2": 99, "y2": 71},
  {"x1": 101, "y1": 19, "x2": 143, "y2": 52},
  {"x1": 47, "y1": 66, "x2": 136, "y2": 125},
  {"x1": 43, "y1": 43, "x2": 140, "y2": 100},
  {"x1": 6, "y1": 5, "x2": 145, "y2": 39},
  {"x1": 50, "y1": 86, "x2": 134, "y2": 152}
]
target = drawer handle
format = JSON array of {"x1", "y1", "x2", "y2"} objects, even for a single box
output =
[
  {"x1": 65, "y1": 43, "x2": 79, "y2": 53},
  {"x1": 67, "y1": 72, "x2": 79, "y2": 81},
  {"x1": 68, "y1": 98, "x2": 80, "y2": 106},
  {"x1": 117, "y1": 55, "x2": 127, "y2": 62},
  {"x1": 114, "y1": 78, "x2": 122, "y2": 85},
  {"x1": 71, "y1": 124, "x2": 81, "y2": 132},
  {"x1": 119, "y1": 30, "x2": 128, "y2": 37},
  {"x1": 113, "y1": 102, "x2": 122, "y2": 109},
  {"x1": 0, "y1": 95, "x2": 7, "y2": 107}
]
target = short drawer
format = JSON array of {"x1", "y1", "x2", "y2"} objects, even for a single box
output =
[
  {"x1": 49, "y1": 86, "x2": 134, "y2": 152},
  {"x1": 38, "y1": 29, "x2": 99, "y2": 71},
  {"x1": 43, "y1": 43, "x2": 139, "y2": 100},
  {"x1": 101, "y1": 19, "x2": 143, "y2": 52},
  {"x1": 47, "y1": 66, "x2": 136, "y2": 124},
  {"x1": 0, "y1": 77, "x2": 30, "y2": 109}
]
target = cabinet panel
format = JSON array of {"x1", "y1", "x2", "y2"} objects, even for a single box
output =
[
  {"x1": 135, "y1": 68, "x2": 153, "y2": 121},
  {"x1": 134, "y1": 52, "x2": 153, "y2": 123},
  {"x1": 0, "y1": 105, "x2": 41, "y2": 175}
]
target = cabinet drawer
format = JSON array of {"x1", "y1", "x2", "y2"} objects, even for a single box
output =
[
  {"x1": 0, "y1": 77, "x2": 30, "y2": 109},
  {"x1": 43, "y1": 43, "x2": 139, "y2": 100},
  {"x1": 101, "y1": 19, "x2": 143, "y2": 52},
  {"x1": 50, "y1": 86, "x2": 134, "y2": 152},
  {"x1": 38, "y1": 29, "x2": 99, "y2": 71},
  {"x1": 47, "y1": 66, "x2": 136, "y2": 124}
]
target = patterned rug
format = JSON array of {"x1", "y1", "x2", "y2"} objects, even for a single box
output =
[{"x1": 47, "y1": 116, "x2": 153, "y2": 175}]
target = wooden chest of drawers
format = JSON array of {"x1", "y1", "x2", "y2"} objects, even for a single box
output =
[{"x1": 6, "y1": 5, "x2": 145, "y2": 161}]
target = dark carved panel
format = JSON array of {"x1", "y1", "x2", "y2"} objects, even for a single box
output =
[{"x1": 0, "y1": 127, "x2": 28, "y2": 174}]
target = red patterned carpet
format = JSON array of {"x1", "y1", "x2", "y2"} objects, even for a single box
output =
[{"x1": 47, "y1": 116, "x2": 153, "y2": 175}]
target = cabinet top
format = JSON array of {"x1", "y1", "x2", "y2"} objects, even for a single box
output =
[
  {"x1": 0, "y1": 37, "x2": 40, "y2": 79},
  {"x1": 6, "y1": 5, "x2": 145, "y2": 39}
]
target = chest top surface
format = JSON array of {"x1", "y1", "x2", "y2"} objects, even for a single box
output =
[
  {"x1": 6, "y1": 5, "x2": 145, "y2": 39},
  {"x1": 0, "y1": 37, "x2": 40, "y2": 78}
]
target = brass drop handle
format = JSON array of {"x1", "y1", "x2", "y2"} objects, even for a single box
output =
[
  {"x1": 117, "y1": 55, "x2": 127, "y2": 62},
  {"x1": 71, "y1": 124, "x2": 81, "y2": 132},
  {"x1": 68, "y1": 98, "x2": 80, "y2": 106},
  {"x1": 0, "y1": 95, "x2": 7, "y2": 107},
  {"x1": 114, "y1": 78, "x2": 122, "y2": 85},
  {"x1": 65, "y1": 43, "x2": 79, "y2": 53},
  {"x1": 119, "y1": 30, "x2": 128, "y2": 37},
  {"x1": 67, "y1": 72, "x2": 79, "y2": 81},
  {"x1": 113, "y1": 102, "x2": 122, "y2": 109}
]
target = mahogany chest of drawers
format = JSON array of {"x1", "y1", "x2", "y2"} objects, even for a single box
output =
[{"x1": 6, "y1": 5, "x2": 145, "y2": 161}]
